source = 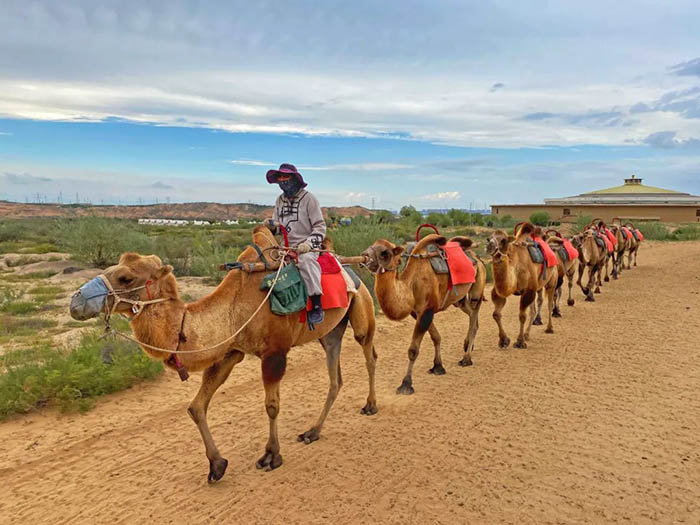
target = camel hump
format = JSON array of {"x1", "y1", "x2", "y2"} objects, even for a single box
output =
[
  {"x1": 413, "y1": 233, "x2": 447, "y2": 253},
  {"x1": 448, "y1": 236, "x2": 475, "y2": 250},
  {"x1": 515, "y1": 222, "x2": 536, "y2": 239}
]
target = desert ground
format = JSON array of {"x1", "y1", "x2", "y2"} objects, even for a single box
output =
[{"x1": 1, "y1": 240, "x2": 699, "y2": 524}]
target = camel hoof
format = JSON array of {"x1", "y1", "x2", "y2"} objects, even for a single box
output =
[
  {"x1": 513, "y1": 340, "x2": 527, "y2": 349},
  {"x1": 604, "y1": 276, "x2": 609, "y2": 282},
  {"x1": 594, "y1": 287, "x2": 601, "y2": 294},
  {"x1": 207, "y1": 458, "x2": 228, "y2": 484},
  {"x1": 297, "y1": 428, "x2": 320, "y2": 445},
  {"x1": 545, "y1": 327, "x2": 554, "y2": 334},
  {"x1": 585, "y1": 295, "x2": 595, "y2": 302},
  {"x1": 458, "y1": 356, "x2": 473, "y2": 367},
  {"x1": 498, "y1": 337, "x2": 510, "y2": 349},
  {"x1": 428, "y1": 364, "x2": 446, "y2": 375},
  {"x1": 396, "y1": 379, "x2": 415, "y2": 395},
  {"x1": 552, "y1": 308, "x2": 562, "y2": 318},
  {"x1": 567, "y1": 299, "x2": 575, "y2": 307},
  {"x1": 532, "y1": 316, "x2": 543, "y2": 326},
  {"x1": 360, "y1": 402, "x2": 378, "y2": 415},
  {"x1": 256, "y1": 451, "x2": 283, "y2": 471}
]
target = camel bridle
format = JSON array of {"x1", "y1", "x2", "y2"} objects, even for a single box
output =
[{"x1": 99, "y1": 273, "x2": 172, "y2": 325}]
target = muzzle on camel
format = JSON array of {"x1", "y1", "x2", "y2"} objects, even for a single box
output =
[{"x1": 70, "y1": 275, "x2": 111, "y2": 320}]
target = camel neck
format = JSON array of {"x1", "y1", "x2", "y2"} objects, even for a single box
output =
[
  {"x1": 492, "y1": 254, "x2": 518, "y2": 297},
  {"x1": 374, "y1": 260, "x2": 416, "y2": 320}
]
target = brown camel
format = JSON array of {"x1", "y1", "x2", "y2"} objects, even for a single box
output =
[
  {"x1": 608, "y1": 222, "x2": 628, "y2": 279},
  {"x1": 571, "y1": 226, "x2": 606, "y2": 302},
  {"x1": 485, "y1": 223, "x2": 559, "y2": 349},
  {"x1": 543, "y1": 229, "x2": 578, "y2": 316},
  {"x1": 70, "y1": 226, "x2": 378, "y2": 483},
  {"x1": 361, "y1": 234, "x2": 486, "y2": 395},
  {"x1": 624, "y1": 222, "x2": 641, "y2": 268}
]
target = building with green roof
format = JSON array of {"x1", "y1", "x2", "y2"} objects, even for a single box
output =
[{"x1": 491, "y1": 176, "x2": 700, "y2": 223}]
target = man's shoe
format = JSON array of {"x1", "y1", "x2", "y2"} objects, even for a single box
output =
[{"x1": 308, "y1": 307, "x2": 325, "y2": 327}]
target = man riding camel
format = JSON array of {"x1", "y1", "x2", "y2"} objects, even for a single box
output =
[{"x1": 265, "y1": 163, "x2": 326, "y2": 326}]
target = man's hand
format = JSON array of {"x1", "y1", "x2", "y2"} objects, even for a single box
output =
[{"x1": 296, "y1": 242, "x2": 312, "y2": 254}]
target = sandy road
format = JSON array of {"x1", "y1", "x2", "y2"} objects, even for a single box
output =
[{"x1": 1, "y1": 240, "x2": 699, "y2": 524}]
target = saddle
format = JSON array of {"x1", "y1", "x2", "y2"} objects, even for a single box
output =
[
  {"x1": 405, "y1": 240, "x2": 477, "y2": 286},
  {"x1": 631, "y1": 229, "x2": 640, "y2": 242},
  {"x1": 593, "y1": 233, "x2": 607, "y2": 251},
  {"x1": 527, "y1": 237, "x2": 557, "y2": 280}
]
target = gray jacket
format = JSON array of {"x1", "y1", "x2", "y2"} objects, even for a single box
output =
[{"x1": 273, "y1": 189, "x2": 326, "y2": 249}]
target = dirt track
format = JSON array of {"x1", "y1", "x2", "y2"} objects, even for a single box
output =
[{"x1": 2, "y1": 241, "x2": 700, "y2": 524}]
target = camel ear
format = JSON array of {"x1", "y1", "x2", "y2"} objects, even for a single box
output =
[
  {"x1": 392, "y1": 246, "x2": 405, "y2": 257},
  {"x1": 434, "y1": 236, "x2": 447, "y2": 246},
  {"x1": 155, "y1": 264, "x2": 173, "y2": 279}
]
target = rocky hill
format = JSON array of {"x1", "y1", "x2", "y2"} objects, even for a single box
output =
[{"x1": 0, "y1": 201, "x2": 375, "y2": 221}]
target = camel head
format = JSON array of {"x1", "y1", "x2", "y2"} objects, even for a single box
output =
[
  {"x1": 362, "y1": 239, "x2": 405, "y2": 273},
  {"x1": 486, "y1": 230, "x2": 515, "y2": 261},
  {"x1": 70, "y1": 252, "x2": 177, "y2": 321}
]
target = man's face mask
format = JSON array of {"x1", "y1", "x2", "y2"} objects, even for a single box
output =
[{"x1": 279, "y1": 176, "x2": 302, "y2": 198}]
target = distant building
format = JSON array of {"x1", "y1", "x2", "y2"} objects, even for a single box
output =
[{"x1": 491, "y1": 176, "x2": 700, "y2": 223}]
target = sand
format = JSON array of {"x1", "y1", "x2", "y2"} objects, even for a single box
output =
[{"x1": 1, "y1": 240, "x2": 699, "y2": 524}]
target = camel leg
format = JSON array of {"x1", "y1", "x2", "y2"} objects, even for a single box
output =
[
  {"x1": 187, "y1": 350, "x2": 245, "y2": 484},
  {"x1": 567, "y1": 268, "x2": 575, "y2": 306},
  {"x1": 584, "y1": 265, "x2": 595, "y2": 302},
  {"x1": 577, "y1": 260, "x2": 588, "y2": 297},
  {"x1": 604, "y1": 257, "x2": 610, "y2": 282},
  {"x1": 634, "y1": 248, "x2": 638, "y2": 267},
  {"x1": 298, "y1": 317, "x2": 348, "y2": 444},
  {"x1": 348, "y1": 295, "x2": 378, "y2": 415},
  {"x1": 397, "y1": 309, "x2": 433, "y2": 394},
  {"x1": 533, "y1": 289, "x2": 544, "y2": 325},
  {"x1": 627, "y1": 250, "x2": 632, "y2": 269},
  {"x1": 459, "y1": 298, "x2": 481, "y2": 366},
  {"x1": 491, "y1": 289, "x2": 510, "y2": 349},
  {"x1": 552, "y1": 285, "x2": 562, "y2": 318},
  {"x1": 256, "y1": 351, "x2": 287, "y2": 472},
  {"x1": 594, "y1": 264, "x2": 602, "y2": 294},
  {"x1": 514, "y1": 290, "x2": 536, "y2": 349},
  {"x1": 427, "y1": 322, "x2": 446, "y2": 375},
  {"x1": 545, "y1": 283, "x2": 556, "y2": 334}
]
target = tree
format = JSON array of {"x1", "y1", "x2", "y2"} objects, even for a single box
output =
[{"x1": 529, "y1": 211, "x2": 551, "y2": 226}]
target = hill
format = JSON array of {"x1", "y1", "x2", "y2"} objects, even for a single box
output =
[{"x1": 0, "y1": 201, "x2": 375, "y2": 221}]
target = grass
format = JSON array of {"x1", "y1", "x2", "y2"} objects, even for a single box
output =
[
  {"x1": 0, "y1": 316, "x2": 59, "y2": 338},
  {"x1": 0, "y1": 271, "x2": 58, "y2": 282},
  {"x1": 0, "y1": 330, "x2": 164, "y2": 419},
  {"x1": 29, "y1": 285, "x2": 64, "y2": 295}
]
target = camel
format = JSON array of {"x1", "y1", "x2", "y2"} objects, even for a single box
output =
[
  {"x1": 624, "y1": 222, "x2": 641, "y2": 268},
  {"x1": 592, "y1": 219, "x2": 617, "y2": 283},
  {"x1": 485, "y1": 223, "x2": 559, "y2": 349},
  {"x1": 607, "y1": 223, "x2": 628, "y2": 279},
  {"x1": 361, "y1": 234, "x2": 486, "y2": 395},
  {"x1": 570, "y1": 226, "x2": 607, "y2": 302},
  {"x1": 542, "y1": 229, "x2": 578, "y2": 316},
  {"x1": 70, "y1": 226, "x2": 378, "y2": 483}
]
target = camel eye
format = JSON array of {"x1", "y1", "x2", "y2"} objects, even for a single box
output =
[
  {"x1": 119, "y1": 275, "x2": 135, "y2": 286},
  {"x1": 380, "y1": 249, "x2": 390, "y2": 258}
]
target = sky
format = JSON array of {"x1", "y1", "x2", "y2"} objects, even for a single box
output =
[{"x1": 1, "y1": 0, "x2": 700, "y2": 209}]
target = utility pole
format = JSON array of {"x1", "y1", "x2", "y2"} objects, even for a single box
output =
[{"x1": 371, "y1": 197, "x2": 375, "y2": 210}]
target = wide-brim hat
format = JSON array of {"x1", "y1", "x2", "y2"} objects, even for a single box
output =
[{"x1": 266, "y1": 163, "x2": 307, "y2": 187}]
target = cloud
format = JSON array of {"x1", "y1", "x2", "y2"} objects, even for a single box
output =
[
  {"x1": 345, "y1": 192, "x2": 368, "y2": 201},
  {"x1": 642, "y1": 131, "x2": 700, "y2": 149},
  {"x1": 230, "y1": 159, "x2": 277, "y2": 167},
  {"x1": 419, "y1": 191, "x2": 461, "y2": 201},
  {"x1": 151, "y1": 181, "x2": 173, "y2": 189},
  {"x1": 0, "y1": 131, "x2": 12, "y2": 136},
  {"x1": 299, "y1": 163, "x2": 412, "y2": 171},
  {"x1": 490, "y1": 82, "x2": 505, "y2": 92},
  {"x1": 669, "y1": 58, "x2": 700, "y2": 77},
  {"x1": 2, "y1": 171, "x2": 52, "y2": 184}
]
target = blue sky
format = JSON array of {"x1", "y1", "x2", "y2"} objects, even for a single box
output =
[{"x1": 1, "y1": 1, "x2": 700, "y2": 208}]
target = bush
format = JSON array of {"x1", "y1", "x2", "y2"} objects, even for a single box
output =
[
  {"x1": 529, "y1": 211, "x2": 551, "y2": 226},
  {"x1": 573, "y1": 215, "x2": 593, "y2": 233},
  {"x1": 0, "y1": 331, "x2": 163, "y2": 419},
  {"x1": 637, "y1": 222, "x2": 670, "y2": 241},
  {"x1": 670, "y1": 224, "x2": 700, "y2": 241},
  {"x1": 54, "y1": 217, "x2": 152, "y2": 267}
]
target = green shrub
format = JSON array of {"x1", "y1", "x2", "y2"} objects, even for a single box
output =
[
  {"x1": 54, "y1": 217, "x2": 152, "y2": 267},
  {"x1": 529, "y1": 211, "x2": 551, "y2": 226},
  {"x1": 0, "y1": 331, "x2": 163, "y2": 419},
  {"x1": 637, "y1": 222, "x2": 670, "y2": 241},
  {"x1": 29, "y1": 285, "x2": 64, "y2": 295},
  {"x1": 0, "y1": 316, "x2": 58, "y2": 338},
  {"x1": 670, "y1": 224, "x2": 700, "y2": 241},
  {"x1": 573, "y1": 215, "x2": 593, "y2": 233}
]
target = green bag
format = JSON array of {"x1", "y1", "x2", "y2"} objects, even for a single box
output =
[{"x1": 260, "y1": 263, "x2": 308, "y2": 316}]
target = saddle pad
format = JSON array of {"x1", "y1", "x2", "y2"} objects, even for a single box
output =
[
  {"x1": 635, "y1": 228, "x2": 644, "y2": 242},
  {"x1": 429, "y1": 256, "x2": 450, "y2": 274},
  {"x1": 299, "y1": 272, "x2": 350, "y2": 324},
  {"x1": 443, "y1": 242, "x2": 476, "y2": 285},
  {"x1": 532, "y1": 237, "x2": 557, "y2": 268},
  {"x1": 318, "y1": 252, "x2": 342, "y2": 274},
  {"x1": 558, "y1": 245, "x2": 569, "y2": 262},
  {"x1": 631, "y1": 229, "x2": 640, "y2": 242},
  {"x1": 600, "y1": 233, "x2": 613, "y2": 254},
  {"x1": 562, "y1": 238, "x2": 579, "y2": 261},
  {"x1": 342, "y1": 265, "x2": 362, "y2": 289},
  {"x1": 528, "y1": 244, "x2": 544, "y2": 264},
  {"x1": 621, "y1": 227, "x2": 632, "y2": 240},
  {"x1": 604, "y1": 228, "x2": 617, "y2": 246}
]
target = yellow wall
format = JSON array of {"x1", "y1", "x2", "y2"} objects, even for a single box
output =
[{"x1": 490, "y1": 204, "x2": 700, "y2": 223}]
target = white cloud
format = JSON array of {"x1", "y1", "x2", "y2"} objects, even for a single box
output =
[
  {"x1": 0, "y1": 131, "x2": 12, "y2": 136},
  {"x1": 230, "y1": 159, "x2": 277, "y2": 166},
  {"x1": 419, "y1": 191, "x2": 461, "y2": 201}
]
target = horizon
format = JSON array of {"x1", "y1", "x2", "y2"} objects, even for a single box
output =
[{"x1": 2, "y1": 1, "x2": 700, "y2": 207}]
